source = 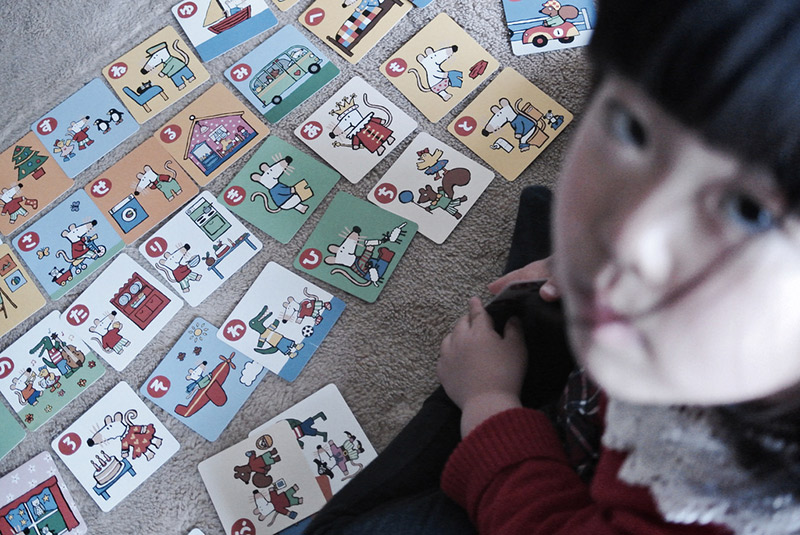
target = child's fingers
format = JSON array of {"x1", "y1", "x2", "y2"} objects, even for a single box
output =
[{"x1": 540, "y1": 280, "x2": 560, "y2": 301}]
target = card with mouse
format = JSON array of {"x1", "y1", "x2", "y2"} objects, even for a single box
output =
[{"x1": 502, "y1": 0, "x2": 596, "y2": 56}]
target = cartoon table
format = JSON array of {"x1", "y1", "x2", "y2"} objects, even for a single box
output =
[
  {"x1": 93, "y1": 457, "x2": 136, "y2": 500},
  {"x1": 206, "y1": 232, "x2": 258, "y2": 279}
]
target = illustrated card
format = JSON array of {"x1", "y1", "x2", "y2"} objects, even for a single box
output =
[
  {"x1": 447, "y1": 68, "x2": 573, "y2": 181},
  {"x1": 299, "y1": 0, "x2": 412, "y2": 64},
  {"x1": 0, "y1": 452, "x2": 88, "y2": 535},
  {"x1": 502, "y1": 0, "x2": 596, "y2": 56},
  {"x1": 31, "y1": 78, "x2": 140, "y2": 179},
  {"x1": 139, "y1": 191, "x2": 262, "y2": 307},
  {"x1": 381, "y1": 13, "x2": 499, "y2": 123},
  {"x1": 294, "y1": 76, "x2": 416, "y2": 183},
  {"x1": 0, "y1": 402, "x2": 25, "y2": 461},
  {"x1": 103, "y1": 26, "x2": 210, "y2": 124},
  {"x1": 218, "y1": 262, "x2": 345, "y2": 381},
  {"x1": 225, "y1": 25, "x2": 340, "y2": 124},
  {"x1": 219, "y1": 135, "x2": 340, "y2": 244},
  {"x1": 140, "y1": 317, "x2": 266, "y2": 441},
  {"x1": 0, "y1": 244, "x2": 45, "y2": 337},
  {"x1": 293, "y1": 191, "x2": 417, "y2": 303},
  {"x1": 271, "y1": 0, "x2": 301, "y2": 11},
  {"x1": 172, "y1": 0, "x2": 278, "y2": 62},
  {"x1": 61, "y1": 254, "x2": 183, "y2": 372},
  {"x1": 0, "y1": 311, "x2": 105, "y2": 431},
  {"x1": 367, "y1": 132, "x2": 494, "y2": 244},
  {"x1": 0, "y1": 133, "x2": 73, "y2": 236},
  {"x1": 85, "y1": 138, "x2": 199, "y2": 244},
  {"x1": 51, "y1": 382, "x2": 180, "y2": 512},
  {"x1": 199, "y1": 420, "x2": 327, "y2": 535},
  {"x1": 13, "y1": 189, "x2": 125, "y2": 301},
  {"x1": 154, "y1": 83, "x2": 269, "y2": 186}
]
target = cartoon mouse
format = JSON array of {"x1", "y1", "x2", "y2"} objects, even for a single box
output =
[
  {"x1": 66, "y1": 116, "x2": 94, "y2": 150},
  {"x1": 88, "y1": 311, "x2": 130, "y2": 354},
  {"x1": 408, "y1": 45, "x2": 462, "y2": 102},
  {"x1": 249, "y1": 156, "x2": 313, "y2": 214},
  {"x1": 154, "y1": 244, "x2": 201, "y2": 293},
  {"x1": 135, "y1": 161, "x2": 182, "y2": 201}
]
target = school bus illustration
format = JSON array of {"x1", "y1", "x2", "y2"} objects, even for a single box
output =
[{"x1": 250, "y1": 46, "x2": 322, "y2": 107}]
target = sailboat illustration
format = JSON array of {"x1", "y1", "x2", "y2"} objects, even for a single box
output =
[{"x1": 204, "y1": 0, "x2": 252, "y2": 34}]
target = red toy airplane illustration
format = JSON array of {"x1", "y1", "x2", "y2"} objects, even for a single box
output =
[{"x1": 175, "y1": 352, "x2": 235, "y2": 418}]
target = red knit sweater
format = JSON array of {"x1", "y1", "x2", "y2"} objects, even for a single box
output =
[{"x1": 441, "y1": 407, "x2": 732, "y2": 534}]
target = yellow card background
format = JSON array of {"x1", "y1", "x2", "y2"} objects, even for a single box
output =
[{"x1": 0, "y1": 244, "x2": 45, "y2": 337}]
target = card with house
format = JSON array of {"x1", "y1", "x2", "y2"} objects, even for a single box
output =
[
  {"x1": 293, "y1": 191, "x2": 417, "y2": 303},
  {"x1": 380, "y1": 13, "x2": 499, "y2": 123},
  {"x1": 447, "y1": 68, "x2": 573, "y2": 181},
  {"x1": 13, "y1": 189, "x2": 125, "y2": 301},
  {"x1": 0, "y1": 310, "x2": 105, "y2": 431},
  {"x1": 0, "y1": 133, "x2": 73, "y2": 236},
  {"x1": 218, "y1": 262, "x2": 345, "y2": 382},
  {"x1": 51, "y1": 382, "x2": 181, "y2": 512},
  {"x1": 103, "y1": 26, "x2": 210, "y2": 124},
  {"x1": 0, "y1": 244, "x2": 45, "y2": 337},
  {"x1": 172, "y1": 0, "x2": 278, "y2": 62},
  {"x1": 218, "y1": 135, "x2": 340, "y2": 244},
  {"x1": 85, "y1": 138, "x2": 199, "y2": 244},
  {"x1": 138, "y1": 191, "x2": 263, "y2": 307},
  {"x1": 294, "y1": 76, "x2": 416, "y2": 184},
  {"x1": 502, "y1": 0, "x2": 596, "y2": 56},
  {"x1": 154, "y1": 83, "x2": 270, "y2": 186},
  {"x1": 367, "y1": 132, "x2": 494, "y2": 243},
  {"x1": 61, "y1": 254, "x2": 183, "y2": 372},
  {"x1": 31, "y1": 78, "x2": 140, "y2": 179},
  {"x1": 199, "y1": 419, "x2": 327, "y2": 535},
  {"x1": 0, "y1": 452, "x2": 88, "y2": 535},
  {"x1": 0, "y1": 403, "x2": 25, "y2": 461},
  {"x1": 225, "y1": 25, "x2": 340, "y2": 124}
]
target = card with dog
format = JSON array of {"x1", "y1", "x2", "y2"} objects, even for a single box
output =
[
  {"x1": 140, "y1": 317, "x2": 266, "y2": 441},
  {"x1": 31, "y1": 78, "x2": 140, "y2": 179},
  {"x1": 0, "y1": 243, "x2": 46, "y2": 337},
  {"x1": 154, "y1": 83, "x2": 269, "y2": 186},
  {"x1": 218, "y1": 262, "x2": 345, "y2": 381},
  {"x1": 0, "y1": 452, "x2": 88, "y2": 535},
  {"x1": 294, "y1": 76, "x2": 417, "y2": 184},
  {"x1": 218, "y1": 135, "x2": 340, "y2": 244},
  {"x1": 199, "y1": 419, "x2": 327, "y2": 535},
  {"x1": 139, "y1": 191, "x2": 263, "y2": 307},
  {"x1": 380, "y1": 13, "x2": 499, "y2": 123},
  {"x1": 447, "y1": 67, "x2": 573, "y2": 181},
  {"x1": 367, "y1": 132, "x2": 494, "y2": 243},
  {"x1": 103, "y1": 26, "x2": 210, "y2": 124},
  {"x1": 172, "y1": 0, "x2": 278, "y2": 62},
  {"x1": 502, "y1": 0, "x2": 596, "y2": 56},
  {"x1": 13, "y1": 189, "x2": 126, "y2": 301},
  {"x1": 61, "y1": 253, "x2": 183, "y2": 371},
  {"x1": 0, "y1": 402, "x2": 25, "y2": 461},
  {"x1": 85, "y1": 138, "x2": 199, "y2": 244},
  {"x1": 0, "y1": 310, "x2": 105, "y2": 431},
  {"x1": 51, "y1": 382, "x2": 180, "y2": 512},
  {"x1": 293, "y1": 191, "x2": 417, "y2": 303}
]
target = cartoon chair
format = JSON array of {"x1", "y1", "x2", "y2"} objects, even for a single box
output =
[{"x1": 122, "y1": 84, "x2": 168, "y2": 113}]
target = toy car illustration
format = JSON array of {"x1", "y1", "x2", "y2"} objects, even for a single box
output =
[
  {"x1": 249, "y1": 46, "x2": 321, "y2": 107},
  {"x1": 522, "y1": 20, "x2": 579, "y2": 47}
]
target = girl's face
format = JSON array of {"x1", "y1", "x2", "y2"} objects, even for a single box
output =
[{"x1": 553, "y1": 74, "x2": 800, "y2": 405}]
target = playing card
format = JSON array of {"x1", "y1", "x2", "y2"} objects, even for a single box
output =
[
  {"x1": 140, "y1": 317, "x2": 266, "y2": 441},
  {"x1": 0, "y1": 244, "x2": 45, "y2": 337},
  {"x1": 0, "y1": 310, "x2": 105, "y2": 431},
  {"x1": 367, "y1": 131, "x2": 494, "y2": 243},
  {"x1": 218, "y1": 135, "x2": 340, "y2": 244},
  {"x1": 31, "y1": 78, "x2": 140, "y2": 178},
  {"x1": 294, "y1": 191, "x2": 416, "y2": 302},
  {"x1": 0, "y1": 402, "x2": 25, "y2": 461},
  {"x1": 61, "y1": 254, "x2": 183, "y2": 372},
  {"x1": 218, "y1": 262, "x2": 345, "y2": 381},
  {"x1": 294, "y1": 76, "x2": 416, "y2": 183},
  {"x1": 52, "y1": 382, "x2": 180, "y2": 512},
  {"x1": 271, "y1": 0, "x2": 301, "y2": 11},
  {"x1": 139, "y1": 191, "x2": 263, "y2": 306},
  {"x1": 502, "y1": 0, "x2": 596, "y2": 56}
]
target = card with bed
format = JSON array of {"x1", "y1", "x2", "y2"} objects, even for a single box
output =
[
  {"x1": 61, "y1": 254, "x2": 183, "y2": 372},
  {"x1": 140, "y1": 317, "x2": 267, "y2": 441},
  {"x1": 52, "y1": 382, "x2": 180, "y2": 512},
  {"x1": 0, "y1": 243, "x2": 46, "y2": 337},
  {"x1": 139, "y1": 191, "x2": 262, "y2": 306},
  {"x1": 13, "y1": 189, "x2": 125, "y2": 301},
  {"x1": 219, "y1": 135, "x2": 340, "y2": 244},
  {"x1": 103, "y1": 26, "x2": 210, "y2": 124},
  {"x1": 218, "y1": 261, "x2": 345, "y2": 381},
  {"x1": 172, "y1": 0, "x2": 278, "y2": 62},
  {"x1": 502, "y1": 0, "x2": 596, "y2": 56},
  {"x1": 154, "y1": 83, "x2": 269, "y2": 186},
  {"x1": 367, "y1": 131, "x2": 494, "y2": 243},
  {"x1": 85, "y1": 138, "x2": 199, "y2": 244},
  {"x1": 199, "y1": 419, "x2": 327, "y2": 535},
  {"x1": 380, "y1": 12, "x2": 499, "y2": 123},
  {"x1": 294, "y1": 191, "x2": 416, "y2": 303},
  {"x1": 0, "y1": 310, "x2": 105, "y2": 431},
  {"x1": 31, "y1": 78, "x2": 140, "y2": 179},
  {"x1": 294, "y1": 76, "x2": 416, "y2": 183},
  {"x1": 0, "y1": 402, "x2": 25, "y2": 461},
  {"x1": 447, "y1": 67, "x2": 573, "y2": 181}
]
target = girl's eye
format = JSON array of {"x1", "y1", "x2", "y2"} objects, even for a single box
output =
[
  {"x1": 608, "y1": 103, "x2": 648, "y2": 148},
  {"x1": 725, "y1": 193, "x2": 777, "y2": 233}
]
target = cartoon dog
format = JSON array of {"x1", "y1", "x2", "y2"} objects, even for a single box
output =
[
  {"x1": 86, "y1": 409, "x2": 163, "y2": 461},
  {"x1": 408, "y1": 45, "x2": 462, "y2": 102},
  {"x1": 482, "y1": 97, "x2": 549, "y2": 152},
  {"x1": 324, "y1": 223, "x2": 406, "y2": 286},
  {"x1": 135, "y1": 160, "x2": 182, "y2": 201},
  {"x1": 154, "y1": 244, "x2": 201, "y2": 293},
  {"x1": 249, "y1": 156, "x2": 313, "y2": 214},
  {"x1": 141, "y1": 40, "x2": 196, "y2": 90},
  {"x1": 88, "y1": 311, "x2": 130, "y2": 354},
  {"x1": 248, "y1": 306, "x2": 304, "y2": 357}
]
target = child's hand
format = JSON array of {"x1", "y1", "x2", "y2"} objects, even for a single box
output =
[
  {"x1": 438, "y1": 297, "x2": 528, "y2": 437},
  {"x1": 488, "y1": 257, "x2": 560, "y2": 301}
]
